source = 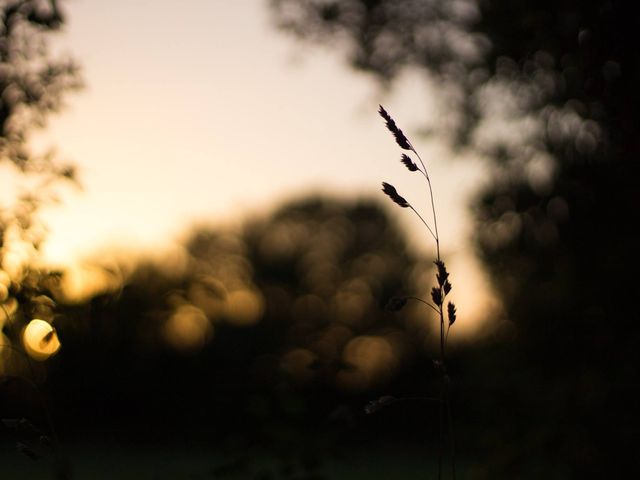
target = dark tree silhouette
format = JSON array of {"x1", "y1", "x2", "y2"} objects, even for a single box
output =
[{"x1": 269, "y1": 0, "x2": 638, "y2": 476}]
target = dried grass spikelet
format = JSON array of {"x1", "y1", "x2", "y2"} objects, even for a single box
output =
[
  {"x1": 434, "y1": 260, "x2": 449, "y2": 286},
  {"x1": 379, "y1": 105, "x2": 411, "y2": 150},
  {"x1": 401, "y1": 154, "x2": 418, "y2": 172},
  {"x1": 381, "y1": 182, "x2": 409, "y2": 208},
  {"x1": 431, "y1": 286, "x2": 443, "y2": 306},
  {"x1": 447, "y1": 302, "x2": 457, "y2": 326},
  {"x1": 385, "y1": 296, "x2": 408, "y2": 312}
]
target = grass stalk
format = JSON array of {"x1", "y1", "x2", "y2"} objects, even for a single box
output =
[{"x1": 377, "y1": 105, "x2": 457, "y2": 479}]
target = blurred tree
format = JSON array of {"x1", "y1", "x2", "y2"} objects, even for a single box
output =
[
  {"x1": 51, "y1": 197, "x2": 437, "y2": 446},
  {"x1": 0, "y1": 4, "x2": 80, "y2": 475},
  {"x1": 269, "y1": 0, "x2": 638, "y2": 476},
  {"x1": 1, "y1": 0, "x2": 81, "y2": 368}
]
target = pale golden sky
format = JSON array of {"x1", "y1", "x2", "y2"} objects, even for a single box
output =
[{"x1": 30, "y1": 0, "x2": 495, "y2": 335}]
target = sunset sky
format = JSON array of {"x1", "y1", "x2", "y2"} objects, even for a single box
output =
[{"x1": 30, "y1": 0, "x2": 494, "y2": 333}]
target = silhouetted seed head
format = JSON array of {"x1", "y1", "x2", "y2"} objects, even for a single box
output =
[
  {"x1": 448, "y1": 302, "x2": 457, "y2": 326},
  {"x1": 386, "y1": 296, "x2": 408, "y2": 312},
  {"x1": 434, "y1": 260, "x2": 449, "y2": 287},
  {"x1": 378, "y1": 105, "x2": 411, "y2": 150},
  {"x1": 364, "y1": 395, "x2": 396, "y2": 414},
  {"x1": 400, "y1": 154, "x2": 418, "y2": 172},
  {"x1": 431, "y1": 286, "x2": 443, "y2": 306},
  {"x1": 381, "y1": 182, "x2": 409, "y2": 208},
  {"x1": 443, "y1": 281, "x2": 452, "y2": 296}
]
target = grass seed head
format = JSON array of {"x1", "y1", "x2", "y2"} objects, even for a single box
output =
[
  {"x1": 401, "y1": 154, "x2": 418, "y2": 172},
  {"x1": 378, "y1": 105, "x2": 411, "y2": 150},
  {"x1": 447, "y1": 302, "x2": 457, "y2": 326},
  {"x1": 381, "y1": 182, "x2": 409, "y2": 208}
]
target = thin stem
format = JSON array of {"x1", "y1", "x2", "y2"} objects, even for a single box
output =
[
  {"x1": 447, "y1": 389, "x2": 457, "y2": 480},
  {"x1": 411, "y1": 147, "x2": 440, "y2": 260},
  {"x1": 438, "y1": 383, "x2": 444, "y2": 480},
  {"x1": 439, "y1": 305, "x2": 445, "y2": 362},
  {"x1": 408, "y1": 205, "x2": 437, "y2": 242},
  {"x1": 406, "y1": 296, "x2": 440, "y2": 315},
  {"x1": 408, "y1": 142, "x2": 446, "y2": 479}
]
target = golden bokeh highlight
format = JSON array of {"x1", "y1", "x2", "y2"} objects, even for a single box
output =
[
  {"x1": 22, "y1": 319, "x2": 61, "y2": 361},
  {"x1": 223, "y1": 289, "x2": 264, "y2": 327},
  {"x1": 330, "y1": 278, "x2": 374, "y2": 326},
  {"x1": 163, "y1": 304, "x2": 212, "y2": 352},
  {"x1": 0, "y1": 269, "x2": 10, "y2": 287},
  {"x1": 337, "y1": 335, "x2": 397, "y2": 391},
  {"x1": 50, "y1": 263, "x2": 123, "y2": 304},
  {"x1": 187, "y1": 276, "x2": 227, "y2": 317}
]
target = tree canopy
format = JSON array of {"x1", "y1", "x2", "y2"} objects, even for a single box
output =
[{"x1": 269, "y1": 0, "x2": 638, "y2": 475}]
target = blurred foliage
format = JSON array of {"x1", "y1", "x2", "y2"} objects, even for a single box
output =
[
  {"x1": 53, "y1": 197, "x2": 434, "y2": 421},
  {"x1": 269, "y1": 0, "x2": 638, "y2": 476},
  {"x1": 1, "y1": 0, "x2": 80, "y2": 369},
  {"x1": 0, "y1": 3, "x2": 80, "y2": 475},
  {"x1": 45, "y1": 196, "x2": 450, "y2": 474}
]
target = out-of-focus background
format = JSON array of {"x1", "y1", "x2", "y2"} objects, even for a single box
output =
[{"x1": 1, "y1": 1, "x2": 637, "y2": 478}]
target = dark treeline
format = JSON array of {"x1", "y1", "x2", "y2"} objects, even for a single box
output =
[{"x1": 47, "y1": 197, "x2": 453, "y2": 466}]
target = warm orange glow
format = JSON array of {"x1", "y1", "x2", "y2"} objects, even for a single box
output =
[
  {"x1": 163, "y1": 304, "x2": 212, "y2": 351},
  {"x1": 22, "y1": 319, "x2": 61, "y2": 361},
  {"x1": 52, "y1": 263, "x2": 123, "y2": 304},
  {"x1": 223, "y1": 289, "x2": 264, "y2": 326},
  {"x1": 1, "y1": 297, "x2": 18, "y2": 323},
  {"x1": 0, "y1": 269, "x2": 10, "y2": 287},
  {"x1": 187, "y1": 276, "x2": 227, "y2": 317},
  {"x1": 29, "y1": 1, "x2": 497, "y2": 343},
  {"x1": 337, "y1": 335, "x2": 396, "y2": 391},
  {"x1": 331, "y1": 278, "x2": 374, "y2": 326}
]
